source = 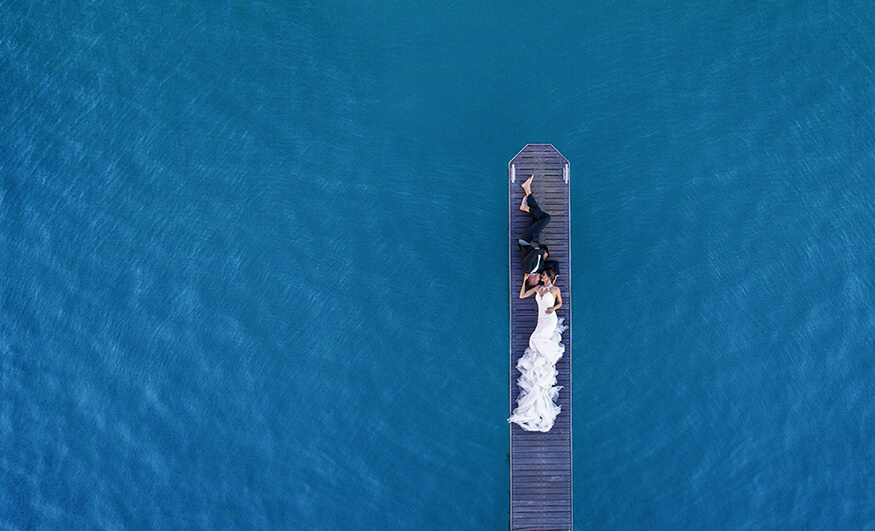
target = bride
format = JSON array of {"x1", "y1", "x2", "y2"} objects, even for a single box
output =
[{"x1": 509, "y1": 269, "x2": 565, "y2": 432}]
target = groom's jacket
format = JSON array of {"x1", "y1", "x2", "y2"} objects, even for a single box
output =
[
  {"x1": 520, "y1": 241, "x2": 560, "y2": 277},
  {"x1": 520, "y1": 241, "x2": 548, "y2": 275}
]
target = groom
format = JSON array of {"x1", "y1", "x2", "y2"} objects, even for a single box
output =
[{"x1": 518, "y1": 175, "x2": 559, "y2": 279}]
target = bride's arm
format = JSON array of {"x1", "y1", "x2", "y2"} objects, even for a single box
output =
[
  {"x1": 545, "y1": 288, "x2": 562, "y2": 313},
  {"x1": 519, "y1": 275, "x2": 538, "y2": 299}
]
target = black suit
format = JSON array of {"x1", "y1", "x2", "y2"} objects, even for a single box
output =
[
  {"x1": 521, "y1": 244, "x2": 547, "y2": 275},
  {"x1": 520, "y1": 243, "x2": 560, "y2": 277},
  {"x1": 518, "y1": 193, "x2": 559, "y2": 275}
]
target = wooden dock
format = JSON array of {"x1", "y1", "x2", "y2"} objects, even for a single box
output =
[{"x1": 508, "y1": 144, "x2": 572, "y2": 530}]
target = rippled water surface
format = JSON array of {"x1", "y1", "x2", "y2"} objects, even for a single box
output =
[{"x1": 3, "y1": 1, "x2": 875, "y2": 528}]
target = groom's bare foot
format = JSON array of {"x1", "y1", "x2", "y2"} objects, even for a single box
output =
[
  {"x1": 521, "y1": 175, "x2": 534, "y2": 196},
  {"x1": 519, "y1": 194, "x2": 530, "y2": 212}
]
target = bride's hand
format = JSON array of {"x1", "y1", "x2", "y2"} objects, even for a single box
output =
[{"x1": 545, "y1": 307, "x2": 554, "y2": 314}]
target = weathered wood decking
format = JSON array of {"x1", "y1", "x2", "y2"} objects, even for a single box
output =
[{"x1": 509, "y1": 144, "x2": 572, "y2": 530}]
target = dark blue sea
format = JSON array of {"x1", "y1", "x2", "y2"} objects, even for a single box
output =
[{"x1": 3, "y1": 1, "x2": 875, "y2": 528}]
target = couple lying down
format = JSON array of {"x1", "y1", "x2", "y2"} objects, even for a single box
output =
[{"x1": 509, "y1": 176, "x2": 566, "y2": 433}]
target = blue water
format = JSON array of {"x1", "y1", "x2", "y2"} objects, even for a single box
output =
[{"x1": 3, "y1": 1, "x2": 875, "y2": 528}]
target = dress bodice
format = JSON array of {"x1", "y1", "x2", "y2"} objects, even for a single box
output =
[{"x1": 536, "y1": 288, "x2": 555, "y2": 312}]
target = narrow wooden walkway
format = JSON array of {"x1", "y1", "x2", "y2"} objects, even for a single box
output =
[{"x1": 508, "y1": 144, "x2": 572, "y2": 531}]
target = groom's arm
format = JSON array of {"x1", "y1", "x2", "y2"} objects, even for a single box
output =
[{"x1": 521, "y1": 248, "x2": 545, "y2": 275}]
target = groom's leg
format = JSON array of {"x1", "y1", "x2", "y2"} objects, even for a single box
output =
[{"x1": 520, "y1": 194, "x2": 551, "y2": 243}]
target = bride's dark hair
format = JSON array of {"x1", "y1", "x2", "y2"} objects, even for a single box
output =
[{"x1": 543, "y1": 268, "x2": 557, "y2": 284}]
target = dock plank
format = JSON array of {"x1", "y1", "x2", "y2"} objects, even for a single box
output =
[{"x1": 509, "y1": 144, "x2": 572, "y2": 531}]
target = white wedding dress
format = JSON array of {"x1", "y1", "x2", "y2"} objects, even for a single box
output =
[{"x1": 509, "y1": 287, "x2": 566, "y2": 432}]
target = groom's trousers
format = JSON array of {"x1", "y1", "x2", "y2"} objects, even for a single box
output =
[{"x1": 519, "y1": 193, "x2": 551, "y2": 245}]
